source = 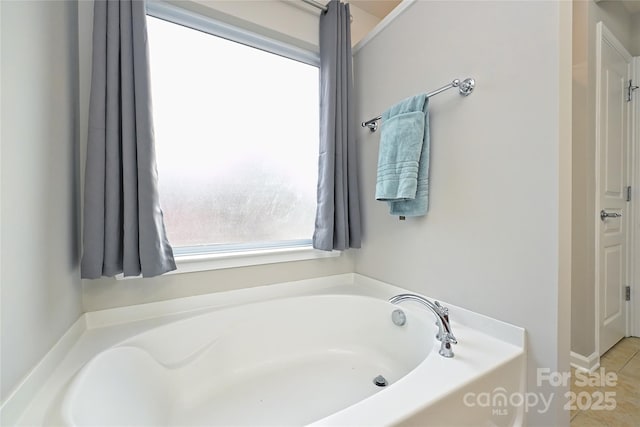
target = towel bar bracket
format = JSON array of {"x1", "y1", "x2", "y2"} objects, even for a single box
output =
[
  {"x1": 458, "y1": 78, "x2": 475, "y2": 96},
  {"x1": 362, "y1": 117, "x2": 381, "y2": 132},
  {"x1": 361, "y1": 77, "x2": 475, "y2": 132}
]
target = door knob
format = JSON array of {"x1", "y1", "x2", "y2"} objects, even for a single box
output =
[{"x1": 600, "y1": 210, "x2": 622, "y2": 221}]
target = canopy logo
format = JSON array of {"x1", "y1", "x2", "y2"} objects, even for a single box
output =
[
  {"x1": 462, "y1": 368, "x2": 619, "y2": 416},
  {"x1": 463, "y1": 387, "x2": 553, "y2": 415}
]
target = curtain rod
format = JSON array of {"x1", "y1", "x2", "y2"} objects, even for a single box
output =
[
  {"x1": 301, "y1": 0, "x2": 328, "y2": 11},
  {"x1": 300, "y1": 0, "x2": 353, "y2": 21},
  {"x1": 361, "y1": 78, "x2": 476, "y2": 132}
]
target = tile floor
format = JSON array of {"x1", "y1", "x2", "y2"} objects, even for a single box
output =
[{"x1": 570, "y1": 337, "x2": 640, "y2": 426}]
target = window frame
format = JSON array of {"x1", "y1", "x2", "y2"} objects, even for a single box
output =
[
  {"x1": 146, "y1": 2, "x2": 319, "y2": 67},
  {"x1": 144, "y1": 2, "x2": 338, "y2": 275}
]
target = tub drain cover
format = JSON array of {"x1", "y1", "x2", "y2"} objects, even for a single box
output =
[{"x1": 373, "y1": 375, "x2": 388, "y2": 387}]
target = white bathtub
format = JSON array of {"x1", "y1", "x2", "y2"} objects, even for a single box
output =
[
  {"x1": 61, "y1": 295, "x2": 433, "y2": 426},
  {"x1": 8, "y1": 274, "x2": 525, "y2": 426}
]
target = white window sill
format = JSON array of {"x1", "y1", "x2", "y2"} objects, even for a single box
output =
[
  {"x1": 169, "y1": 245, "x2": 340, "y2": 275},
  {"x1": 115, "y1": 246, "x2": 340, "y2": 280}
]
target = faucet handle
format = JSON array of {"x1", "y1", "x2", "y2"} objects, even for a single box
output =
[
  {"x1": 434, "y1": 300, "x2": 452, "y2": 342},
  {"x1": 439, "y1": 333, "x2": 457, "y2": 358},
  {"x1": 443, "y1": 331, "x2": 457, "y2": 345}
]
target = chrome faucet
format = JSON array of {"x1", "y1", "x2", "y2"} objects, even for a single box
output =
[{"x1": 389, "y1": 293, "x2": 457, "y2": 358}]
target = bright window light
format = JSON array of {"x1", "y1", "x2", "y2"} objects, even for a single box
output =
[{"x1": 147, "y1": 16, "x2": 319, "y2": 253}]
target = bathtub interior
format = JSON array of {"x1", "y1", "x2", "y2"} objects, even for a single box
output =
[{"x1": 59, "y1": 295, "x2": 435, "y2": 426}]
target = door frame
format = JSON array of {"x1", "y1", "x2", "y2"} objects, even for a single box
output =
[
  {"x1": 594, "y1": 22, "x2": 633, "y2": 354},
  {"x1": 633, "y1": 56, "x2": 639, "y2": 338}
]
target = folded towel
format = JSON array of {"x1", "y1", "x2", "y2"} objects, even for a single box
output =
[{"x1": 375, "y1": 94, "x2": 430, "y2": 216}]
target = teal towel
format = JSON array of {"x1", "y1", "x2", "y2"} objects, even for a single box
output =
[{"x1": 375, "y1": 94, "x2": 430, "y2": 216}]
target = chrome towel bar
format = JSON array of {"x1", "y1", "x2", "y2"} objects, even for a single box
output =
[{"x1": 361, "y1": 78, "x2": 475, "y2": 132}]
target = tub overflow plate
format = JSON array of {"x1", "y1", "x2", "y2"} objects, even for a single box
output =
[{"x1": 391, "y1": 309, "x2": 406, "y2": 326}]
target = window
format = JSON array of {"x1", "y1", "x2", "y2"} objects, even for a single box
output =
[{"x1": 146, "y1": 4, "x2": 322, "y2": 265}]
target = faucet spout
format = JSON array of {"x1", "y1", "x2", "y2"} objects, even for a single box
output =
[{"x1": 389, "y1": 293, "x2": 457, "y2": 357}]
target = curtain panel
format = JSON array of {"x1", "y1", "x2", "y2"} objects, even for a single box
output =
[
  {"x1": 313, "y1": 0, "x2": 362, "y2": 251},
  {"x1": 81, "y1": 0, "x2": 176, "y2": 278}
]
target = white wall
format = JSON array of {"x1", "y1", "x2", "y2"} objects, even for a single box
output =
[
  {"x1": 82, "y1": 257, "x2": 353, "y2": 311},
  {"x1": 0, "y1": 0, "x2": 83, "y2": 400},
  {"x1": 571, "y1": 0, "x2": 595, "y2": 359},
  {"x1": 352, "y1": 2, "x2": 571, "y2": 425},
  {"x1": 632, "y1": 11, "x2": 640, "y2": 56}
]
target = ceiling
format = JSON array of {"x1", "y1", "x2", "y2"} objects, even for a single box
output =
[
  {"x1": 349, "y1": 0, "x2": 402, "y2": 19},
  {"x1": 616, "y1": 0, "x2": 640, "y2": 14},
  {"x1": 349, "y1": 0, "x2": 640, "y2": 21}
]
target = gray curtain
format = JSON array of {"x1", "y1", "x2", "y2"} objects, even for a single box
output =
[
  {"x1": 313, "y1": 0, "x2": 361, "y2": 251},
  {"x1": 81, "y1": 0, "x2": 176, "y2": 278}
]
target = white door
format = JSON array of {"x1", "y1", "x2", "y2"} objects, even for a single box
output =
[{"x1": 596, "y1": 23, "x2": 632, "y2": 355}]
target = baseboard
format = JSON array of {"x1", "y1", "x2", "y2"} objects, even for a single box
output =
[
  {"x1": 0, "y1": 316, "x2": 87, "y2": 426},
  {"x1": 570, "y1": 350, "x2": 600, "y2": 373}
]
